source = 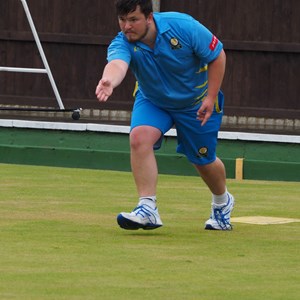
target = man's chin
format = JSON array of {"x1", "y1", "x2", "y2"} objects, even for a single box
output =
[{"x1": 126, "y1": 35, "x2": 138, "y2": 42}]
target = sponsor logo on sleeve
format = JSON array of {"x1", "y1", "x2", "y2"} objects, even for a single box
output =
[{"x1": 209, "y1": 35, "x2": 219, "y2": 51}]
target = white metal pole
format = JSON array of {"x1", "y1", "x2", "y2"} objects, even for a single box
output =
[
  {"x1": 20, "y1": 0, "x2": 65, "y2": 109},
  {"x1": 0, "y1": 66, "x2": 47, "y2": 73}
]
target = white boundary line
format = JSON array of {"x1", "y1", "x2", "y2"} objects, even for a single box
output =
[{"x1": 0, "y1": 119, "x2": 299, "y2": 144}]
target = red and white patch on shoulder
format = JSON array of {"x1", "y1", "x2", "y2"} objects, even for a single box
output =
[{"x1": 209, "y1": 35, "x2": 219, "y2": 51}]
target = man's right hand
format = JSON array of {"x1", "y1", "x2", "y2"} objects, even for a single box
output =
[{"x1": 95, "y1": 78, "x2": 113, "y2": 102}]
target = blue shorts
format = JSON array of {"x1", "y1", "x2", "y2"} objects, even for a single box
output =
[{"x1": 130, "y1": 92, "x2": 224, "y2": 166}]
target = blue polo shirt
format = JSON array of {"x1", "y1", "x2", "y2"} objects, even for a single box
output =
[{"x1": 107, "y1": 12, "x2": 223, "y2": 109}]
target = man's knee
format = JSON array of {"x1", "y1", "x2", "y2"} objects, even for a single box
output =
[{"x1": 130, "y1": 126, "x2": 161, "y2": 150}]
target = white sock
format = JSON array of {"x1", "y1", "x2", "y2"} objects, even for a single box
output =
[
  {"x1": 139, "y1": 196, "x2": 157, "y2": 209},
  {"x1": 212, "y1": 189, "x2": 228, "y2": 206}
]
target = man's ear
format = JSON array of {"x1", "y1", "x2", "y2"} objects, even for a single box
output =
[{"x1": 146, "y1": 12, "x2": 154, "y2": 25}]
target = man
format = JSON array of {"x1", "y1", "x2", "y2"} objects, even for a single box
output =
[{"x1": 95, "y1": 0, "x2": 234, "y2": 231}]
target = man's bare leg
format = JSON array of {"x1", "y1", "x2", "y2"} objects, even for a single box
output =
[
  {"x1": 116, "y1": 125, "x2": 163, "y2": 230},
  {"x1": 130, "y1": 125, "x2": 161, "y2": 197},
  {"x1": 194, "y1": 157, "x2": 226, "y2": 195}
]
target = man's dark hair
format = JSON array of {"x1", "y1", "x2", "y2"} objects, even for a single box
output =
[{"x1": 115, "y1": 0, "x2": 153, "y2": 17}]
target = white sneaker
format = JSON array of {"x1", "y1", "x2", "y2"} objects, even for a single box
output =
[
  {"x1": 117, "y1": 204, "x2": 163, "y2": 230},
  {"x1": 205, "y1": 193, "x2": 235, "y2": 230}
]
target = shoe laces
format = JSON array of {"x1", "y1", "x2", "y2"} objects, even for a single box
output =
[
  {"x1": 212, "y1": 197, "x2": 233, "y2": 230},
  {"x1": 133, "y1": 205, "x2": 157, "y2": 225}
]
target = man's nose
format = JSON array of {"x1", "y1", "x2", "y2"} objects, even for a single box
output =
[{"x1": 124, "y1": 21, "x2": 132, "y2": 30}]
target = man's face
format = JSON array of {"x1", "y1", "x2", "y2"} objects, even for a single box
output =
[{"x1": 118, "y1": 5, "x2": 152, "y2": 42}]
